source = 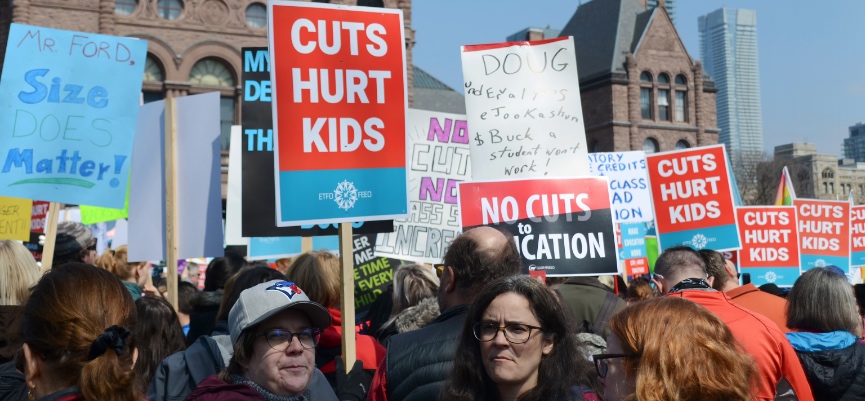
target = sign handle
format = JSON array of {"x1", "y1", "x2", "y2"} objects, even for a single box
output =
[
  {"x1": 40, "y1": 202, "x2": 63, "y2": 272},
  {"x1": 164, "y1": 97, "x2": 179, "y2": 310},
  {"x1": 338, "y1": 222, "x2": 356, "y2": 367},
  {"x1": 301, "y1": 236, "x2": 313, "y2": 253}
]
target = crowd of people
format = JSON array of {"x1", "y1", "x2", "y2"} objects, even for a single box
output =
[{"x1": 2, "y1": 221, "x2": 865, "y2": 400}]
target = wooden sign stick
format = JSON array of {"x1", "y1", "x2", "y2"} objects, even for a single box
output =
[
  {"x1": 301, "y1": 236, "x2": 313, "y2": 253},
  {"x1": 164, "y1": 97, "x2": 179, "y2": 310},
  {"x1": 338, "y1": 222, "x2": 356, "y2": 367},
  {"x1": 40, "y1": 202, "x2": 63, "y2": 272}
]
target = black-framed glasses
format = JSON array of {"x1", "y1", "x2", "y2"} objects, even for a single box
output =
[
  {"x1": 255, "y1": 328, "x2": 321, "y2": 351},
  {"x1": 472, "y1": 322, "x2": 543, "y2": 344},
  {"x1": 593, "y1": 353, "x2": 634, "y2": 378}
]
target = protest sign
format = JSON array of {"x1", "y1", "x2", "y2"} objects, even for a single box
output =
[
  {"x1": 588, "y1": 151, "x2": 652, "y2": 223},
  {"x1": 375, "y1": 109, "x2": 470, "y2": 264},
  {"x1": 247, "y1": 236, "x2": 339, "y2": 260},
  {"x1": 225, "y1": 125, "x2": 245, "y2": 245},
  {"x1": 30, "y1": 200, "x2": 49, "y2": 233},
  {"x1": 240, "y1": 48, "x2": 394, "y2": 237},
  {"x1": 79, "y1": 182, "x2": 129, "y2": 224},
  {"x1": 737, "y1": 206, "x2": 800, "y2": 286},
  {"x1": 853, "y1": 206, "x2": 865, "y2": 267},
  {"x1": 0, "y1": 24, "x2": 146, "y2": 208},
  {"x1": 268, "y1": 3, "x2": 408, "y2": 226},
  {"x1": 646, "y1": 145, "x2": 740, "y2": 251},
  {"x1": 461, "y1": 37, "x2": 589, "y2": 180},
  {"x1": 458, "y1": 177, "x2": 617, "y2": 276},
  {"x1": 619, "y1": 222, "x2": 648, "y2": 276},
  {"x1": 0, "y1": 196, "x2": 33, "y2": 241},
  {"x1": 353, "y1": 234, "x2": 411, "y2": 313},
  {"x1": 795, "y1": 199, "x2": 850, "y2": 273}
]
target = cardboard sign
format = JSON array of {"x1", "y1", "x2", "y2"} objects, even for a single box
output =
[
  {"x1": 268, "y1": 2, "x2": 408, "y2": 226},
  {"x1": 737, "y1": 206, "x2": 800, "y2": 286},
  {"x1": 239, "y1": 48, "x2": 393, "y2": 237},
  {"x1": 0, "y1": 196, "x2": 33, "y2": 241},
  {"x1": 461, "y1": 37, "x2": 589, "y2": 180},
  {"x1": 0, "y1": 24, "x2": 146, "y2": 208},
  {"x1": 853, "y1": 205, "x2": 865, "y2": 267},
  {"x1": 247, "y1": 236, "x2": 339, "y2": 260},
  {"x1": 795, "y1": 199, "x2": 851, "y2": 273},
  {"x1": 589, "y1": 152, "x2": 652, "y2": 223},
  {"x1": 646, "y1": 145, "x2": 740, "y2": 251},
  {"x1": 375, "y1": 109, "x2": 470, "y2": 264},
  {"x1": 79, "y1": 182, "x2": 130, "y2": 224},
  {"x1": 30, "y1": 200, "x2": 49, "y2": 233},
  {"x1": 458, "y1": 177, "x2": 618, "y2": 276},
  {"x1": 619, "y1": 222, "x2": 648, "y2": 276}
]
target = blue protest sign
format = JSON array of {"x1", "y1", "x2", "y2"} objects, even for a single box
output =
[
  {"x1": 248, "y1": 236, "x2": 339, "y2": 260},
  {"x1": 0, "y1": 24, "x2": 146, "y2": 208}
]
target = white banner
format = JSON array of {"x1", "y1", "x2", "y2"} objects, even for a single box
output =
[{"x1": 588, "y1": 151, "x2": 653, "y2": 223}]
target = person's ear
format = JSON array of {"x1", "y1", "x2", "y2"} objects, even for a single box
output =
[
  {"x1": 725, "y1": 261, "x2": 738, "y2": 280},
  {"x1": 706, "y1": 276, "x2": 715, "y2": 287},
  {"x1": 22, "y1": 343, "x2": 41, "y2": 391},
  {"x1": 541, "y1": 335, "x2": 554, "y2": 356},
  {"x1": 651, "y1": 278, "x2": 664, "y2": 294},
  {"x1": 444, "y1": 266, "x2": 457, "y2": 294}
]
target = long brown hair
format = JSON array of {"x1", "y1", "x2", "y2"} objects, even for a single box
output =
[
  {"x1": 285, "y1": 251, "x2": 340, "y2": 308},
  {"x1": 609, "y1": 297, "x2": 755, "y2": 401},
  {"x1": 21, "y1": 263, "x2": 140, "y2": 401}
]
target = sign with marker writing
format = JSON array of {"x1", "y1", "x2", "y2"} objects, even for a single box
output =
[
  {"x1": 588, "y1": 151, "x2": 652, "y2": 223},
  {"x1": 852, "y1": 205, "x2": 865, "y2": 267},
  {"x1": 458, "y1": 177, "x2": 618, "y2": 276},
  {"x1": 794, "y1": 199, "x2": 850, "y2": 273},
  {"x1": 268, "y1": 2, "x2": 408, "y2": 226},
  {"x1": 737, "y1": 206, "x2": 800, "y2": 287},
  {"x1": 461, "y1": 36, "x2": 589, "y2": 180},
  {"x1": 0, "y1": 24, "x2": 146, "y2": 208},
  {"x1": 619, "y1": 222, "x2": 648, "y2": 276},
  {"x1": 646, "y1": 145, "x2": 740, "y2": 252},
  {"x1": 0, "y1": 196, "x2": 33, "y2": 241},
  {"x1": 375, "y1": 109, "x2": 470, "y2": 264}
]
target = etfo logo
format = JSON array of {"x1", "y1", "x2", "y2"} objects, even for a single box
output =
[
  {"x1": 319, "y1": 180, "x2": 372, "y2": 211},
  {"x1": 690, "y1": 233, "x2": 708, "y2": 249}
]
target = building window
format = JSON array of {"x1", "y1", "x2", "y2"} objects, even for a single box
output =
[
  {"x1": 190, "y1": 59, "x2": 235, "y2": 87},
  {"x1": 675, "y1": 91, "x2": 686, "y2": 122},
  {"x1": 822, "y1": 168, "x2": 835, "y2": 179},
  {"x1": 642, "y1": 138, "x2": 659, "y2": 154},
  {"x1": 158, "y1": 0, "x2": 183, "y2": 20},
  {"x1": 144, "y1": 56, "x2": 164, "y2": 82},
  {"x1": 675, "y1": 140, "x2": 690, "y2": 150},
  {"x1": 116, "y1": 0, "x2": 138, "y2": 15},
  {"x1": 220, "y1": 98, "x2": 235, "y2": 151},
  {"x1": 675, "y1": 74, "x2": 687, "y2": 85},
  {"x1": 823, "y1": 182, "x2": 828, "y2": 194},
  {"x1": 142, "y1": 92, "x2": 164, "y2": 104},
  {"x1": 640, "y1": 88, "x2": 652, "y2": 119},
  {"x1": 640, "y1": 71, "x2": 652, "y2": 83},
  {"x1": 246, "y1": 3, "x2": 267, "y2": 28},
  {"x1": 658, "y1": 73, "x2": 670, "y2": 84},
  {"x1": 830, "y1": 182, "x2": 835, "y2": 194},
  {"x1": 658, "y1": 89, "x2": 670, "y2": 121}
]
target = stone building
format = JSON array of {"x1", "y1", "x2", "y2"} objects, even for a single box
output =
[{"x1": 775, "y1": 143, "x2": 865, "y2": 203}]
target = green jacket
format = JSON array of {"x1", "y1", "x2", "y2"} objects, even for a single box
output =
[{"x1": 555, "y1": 277, "x2": 625, "y2": 340}]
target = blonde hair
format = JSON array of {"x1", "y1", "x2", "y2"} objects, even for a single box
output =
[
  {"x1": 0, "y1": 240, "x2": 41, "y2": 305},
  {"x1": 390, "y1": 264, "x2": 439, "y2": 315},
  {"x1": 95, "y1": 246, "x2": 144, "y2": 281},
  {"x1": 285, "y1": 251, "x2": 340, "y2": 308}
]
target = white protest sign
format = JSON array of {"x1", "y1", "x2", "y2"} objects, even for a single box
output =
[
  {"x1": 588, "y1": 151, "x2": 653, "y2": 223},
  {"x1": 461, "y1": 36, "x2": 589, "y2": 180}
]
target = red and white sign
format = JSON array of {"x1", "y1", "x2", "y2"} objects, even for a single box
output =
[
  {"x1": 30, "y1": 200, "x2": 49, "y2": 233},
  {"x1": 852, "y1": 205, "x2": 865, "y2": 266},
  {"x1": 736, "y1": 206, "x2": 799, "y2": 269},
  {"x1": 795, "y1": 199, "x2": 851, "y2": 272},
  {"x1": 625, "y1": 258, "x2": 648, "y2": 276}
]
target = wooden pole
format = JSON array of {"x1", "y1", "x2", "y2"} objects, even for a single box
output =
[
  {"x1": 301, "y1": 236, "x2": 313, "y2": 253},
  {"x1": 338, "y1": 222, "x2": 356, "y2": 367},
  {"x1": 40, "y1": 202, "x2": 62, "y2": 272},
  {"x1": 164, "y1": 97, "x2": 179, "y2": 310}
]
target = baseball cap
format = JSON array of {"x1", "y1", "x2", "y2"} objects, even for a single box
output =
[{"x1": 228, "y1": 280, "x2": 331, "y2": 344}]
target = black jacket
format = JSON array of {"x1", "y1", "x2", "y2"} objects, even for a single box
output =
[
  {"x1": 0, "y1": 360, "x2": 26, "y2": 401},
  {"x1": 795, "y1": 342, "x2": 865, "y2": 401},
  {"x1": 384, "y1": 304, "x2": 467, "y2": 401},
  {"x1": 185, "y1": 290, "x2": 223, "y2": 345}
]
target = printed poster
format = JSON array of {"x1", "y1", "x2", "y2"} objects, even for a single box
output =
[
  {"x1": 852, "y1": 205, "x2": 865, "y2": 267},
  {"x1": 737, "y1": 206, "x2": 800, "y2": 287},
  {"x1": 588, "y1": 151, "x2": 653, "y2": 223},
  {"x1": 375, "y1": 109, "x2": 470, "y2": 264},
  {"x1": 795, "y1": 199, "x2": 850, "y2": 273},
  {"x1": 619, "y1": 222, "x2": 649, "y2": 276},
  {"x1": 0, "y1": 24, "x2": 147, "y2": 208},
  {"x1": 461, "y1": 36, "x2": 589, "y2": 180},
  {"x1": 458, "y1": 177, "x2": 618, "y2": 276},
  {"x1": 353, "y1": 234, "x2": 412, "y2": 314}
]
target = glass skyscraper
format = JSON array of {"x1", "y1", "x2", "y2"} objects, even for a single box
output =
[{"x1": 699, "y1": 8, "x2": 763, "y2": 161}]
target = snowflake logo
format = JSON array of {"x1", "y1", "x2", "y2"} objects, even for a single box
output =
[
  {"x1": 691, "y1": 233, "x2": 708, "y2": 249},
  {"x1": 333, "y1": 180, "x2": 359, "y2": 211},
  {"x1": 764, "y1": 271, "x2": 777, "y2": 283},
  {"x1": 815, "y1": 259, "x2": 827, "y2": 267}
]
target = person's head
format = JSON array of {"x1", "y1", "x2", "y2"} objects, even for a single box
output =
[
  {"x1": 651, "y1": 246, "x2": 711, "y2": 294},
  {"x1": 20, "y1": 263, "x2": 139, "y2": 401},
  {"x1": 285, "y1": 251, "x2": 340, "y2": 309},
  {"x1": 787, "y1": 267, "x2": 861, "y2": 336},
  {"x1": 203, "y1": 254, "x2": 248, "y2": 292},
  {"x1": 133, "y1": 296, "x2": 186, "y2": 394},
  {"x1": 178, "y1": 281, "x2": 198, "y2": 316},
  {"x1": 853, "y1": 284, "x2": 865, "y2": 318},
  {"x1": 0, "y1": 240, "x2": 40, "y2": 306},
  {"x1": 186, "y1": 262, "x2": 201, "y2": 288},
  {"x1": 98, "y1": 246, "x2": 149, "y2": 287},
  {"x1": 602, "y1": 297, "x2": 756, "y2": 401},
  {"x1": 217, "y1": 266, "x2": 287, "y2": 322},
  {"x1": 442, "y1": 275, "x2": 591, "y2": 401},
  {"x1": 391, "y1": 263, "x2": 439, "y2": 315},
  {"x1": 439, "y1": 227, "x2": 522, "y2": 310},
  {"x1": 624, "y1": 278, "x2": 654, "y2": 304},
  {"x1": 700, "y1": 249, "x2": 736, "y2": 291},
  {"x1": 222, "y1": 280, "x2": 331, "y2": 397},
  {"x1": 53, "y1": 221, "x2": 96, "y2": 267}
]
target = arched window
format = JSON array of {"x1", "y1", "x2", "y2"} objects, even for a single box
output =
[
  {"x1": 642, "y1": 138, "x2": 659, "y2": 154},
  {"x1": 822, "y1": 168, "x2": 835, "y2": 179},
  {"x1": 189, "y1": 58, "x2": 235, "y2": 87},
  {"x1": 640, "y1": 71, "x2": 652, "y2": 119},
  {"x1": 143, "y1": 56, "x2": 164, "y2": 82},
  {"x1": 673, "y1": 74, "x2": 688, "y2": 122},
  {"x1": 640, "y1": 71, "x2": 652, "y2": 83},
  {"x1": 675, "y1": 140, "x2": 690, "y2": 150},
  {"x1": 116, "y1": 0, "x2": 138, "y2": 15},
  {"x1": 675, "y1": 74, "x2": 687, "y2": 85},
  {"x1": 657, "y1": 73, "x2": 670, "y2": 84},
  {"x1": 158, "y1": 0, "x2": 183, "y2": 20},
  {"x1": 246, "y1": 3, "x2": 267, "y2": 28},
  {"x1": 142, "y1": 55, "x2": 164, "y2": 104}
]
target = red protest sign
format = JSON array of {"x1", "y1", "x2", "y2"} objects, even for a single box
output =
[
  {"x1": 646, "y1": 145, "x2": 739, "y2": 251},
  {"x1": 853, "y1": 205, "x2": 865, "y2": 266},
  {"x1": 794, "y1": 199, "x2": 850, "y2": 272},
  {"x1": 458, "y1": 177, "x2": 618, "y2": 276},
  {"x1": 30, "y1": 200, "x2": 49, "y2": 233},
  {"x1": 737, "y1": 206, "x2": 799, "y2": 269},
  {"x1": 626, "y1": 258, "x2": 648, "y2": 276}
]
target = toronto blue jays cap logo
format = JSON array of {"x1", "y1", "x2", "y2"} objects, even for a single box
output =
[{"x1": 266, "y1": 281, "x2": 303, "y2": 300}]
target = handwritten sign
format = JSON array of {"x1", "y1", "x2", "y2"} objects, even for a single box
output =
[
  {"x1": 268, "y1": 2, "x2": 408, "y2": 226},
  {"x1": 646, "y1": 145, "x2": 740, "y2": 251},
  {"x1": 461, "y1": 37, "x2": 589, "y2": 180},
  {"x1": 619, "y1": 222, "x2": 648, "y2": 276},
  {"x1": 375, "y1": 109, "x2": 470, "y2": 264},
  {"x1": 795, "y1": 199, "x2": 850, "y2": 273},
  {"x1": 0, "y1": 196, "x2": 33, "y2": 241},
  {"x1": 0, "y1": 24, "x2": 146, "y2": 208},
  {"x1": 459, "y1": 177, "x2": 617, "y2": 276},
  {"x1": 852, "y1": 205, "x2": 865, "y2": 267},
  {"x1": 737, "y1": 206, "x2": 800, "y2": 286},
  {"x1": 588, "y1": 151, "x2": 652, "y2": 223}
]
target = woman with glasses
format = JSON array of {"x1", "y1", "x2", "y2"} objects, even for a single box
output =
[
  {"x1": 440, "y1": 275, "x2": 598, "y2": 401},
  {"x1": 597, "y1": 296, "x2": 755, "y2": 401}
]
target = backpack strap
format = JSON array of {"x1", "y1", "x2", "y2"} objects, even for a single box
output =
[
  {"x1": 553, "y1": 288, "x2": 580, "y2": 332},
  {"x1": 591, "y1": 291, "x2": 619, "y2": 336}
]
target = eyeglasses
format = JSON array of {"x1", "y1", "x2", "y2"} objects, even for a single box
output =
[
  {"x1": 255, "y1": 328, "x2": 321, "y2": 351},
  {"x1": 593, "y1": 353, "x2": 634, "y2": 378},
  {"x1": 472, "y1": 322, "x2": 543, "y2": 344}
]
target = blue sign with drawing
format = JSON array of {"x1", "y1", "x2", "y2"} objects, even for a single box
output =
[{"x1": 0, "y1": 24, "x2": 147, "y2": 208}]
